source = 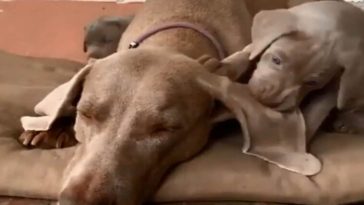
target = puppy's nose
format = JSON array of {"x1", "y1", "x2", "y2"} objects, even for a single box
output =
[{"x1": 248, "y1": 78, "x2": 279, "y2": 103}]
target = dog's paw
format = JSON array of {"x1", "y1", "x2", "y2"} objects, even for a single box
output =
[{"x1": 19, "y1": 124, "x2": 77, "y2": 149}]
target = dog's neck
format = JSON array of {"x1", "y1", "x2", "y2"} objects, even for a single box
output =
[
  {"x1": 129, "y1": 22, "x2": 226, "y2": 60},
  {"x1": 129, "y1": 22, "x2": 225, "y2": 60}
]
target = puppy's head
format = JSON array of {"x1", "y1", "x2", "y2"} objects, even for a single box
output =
[
  {"x1": 247, "y1": 9, "x2": 338, "y2": 111},
  {"x1": 83, "y1": 16, "x2": 132, "y2": 59},
  {"x1": 58, "y1": 47, "x2": 214, "y2": 205}
]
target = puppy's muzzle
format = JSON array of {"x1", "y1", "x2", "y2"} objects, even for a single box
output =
[
  {"x1": 248, "y1": 78, "x2": 281, "y2": 105},
  {"x1": 248, "y1": 78, "x2": 299, "y2": 111}
]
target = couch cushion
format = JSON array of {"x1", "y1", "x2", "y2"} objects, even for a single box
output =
[
  {"x1": 156, "y1": 128, "x2": 364, "y2": 204},
  {"x1": 0, "y1": 50, "x2": 81, "y2": 199}
]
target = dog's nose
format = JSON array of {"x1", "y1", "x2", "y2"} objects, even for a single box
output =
[
  {"x1": 59, "y1": 174, "x2": 115, "y2": 205},
  {"x1": 59, "y1": 188, "x2": 114, "y2": 205}
]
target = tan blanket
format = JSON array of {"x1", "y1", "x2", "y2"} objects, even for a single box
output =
[{"x1": 1, "y1": 51, "x2": 364, "y2": 204}]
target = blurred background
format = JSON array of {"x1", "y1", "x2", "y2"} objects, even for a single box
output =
[{"x1": 0, "y1": 1, "x2": 143, "y2": 63}]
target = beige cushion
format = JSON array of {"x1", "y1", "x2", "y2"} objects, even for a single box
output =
[
  {"x1": 0, "y1": 197, "x2": 282, "y2": 205},
  {"x1": 0, "y1": 50, "x2": 80, "y2": 199},
  {"x1": 156, "y1": 131, "x2": 364, "y2": 204},
  {"x1": 1, "y1": 51, "x2": 364, "y2": 204}
]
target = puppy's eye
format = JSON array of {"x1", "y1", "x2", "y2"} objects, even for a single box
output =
[{"x1": 272, "y1": 56, "x2": 282, "y2": 65}]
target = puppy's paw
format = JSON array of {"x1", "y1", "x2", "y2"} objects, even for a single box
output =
[
  {"x1": 19, "y1": 118, "x2": 77, "y2": 149},
  {"x1": 332, "y1": 120, "x2": 356, "y2": 135},
  {"x1": 330, "y1": 110, "x2": 364, "y2": 135}
]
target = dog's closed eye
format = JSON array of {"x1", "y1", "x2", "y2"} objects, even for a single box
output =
[
  {"x1": 150, "y1": 121, "x2": 184, "y2": 135},
  {"x1": 77, "y1": 109, "x2": 93, "y2": 119},
  {"x1": 151, "y1": 124, "x2": 177, "y2": 135}
]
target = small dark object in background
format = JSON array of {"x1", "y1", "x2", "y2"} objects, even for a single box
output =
[{"x1": 83, "y1": 15, "x2": 133, "y2": 59}]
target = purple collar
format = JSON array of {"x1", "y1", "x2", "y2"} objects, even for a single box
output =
[{"x1": 128, "y1": 22, "x2": 227, "y2": 60}]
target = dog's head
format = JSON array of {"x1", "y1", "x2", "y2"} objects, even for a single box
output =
[{"x1": 58, "y1": 47, "x2": 227, "y2": 205}]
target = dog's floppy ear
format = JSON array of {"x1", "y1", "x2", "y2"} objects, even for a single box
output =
[
  {"x1": 249, "y1": 9, "x2": 298, "y2": 60},
  {"x1": 197, "y1": 47, "x2": 252, "y2": 123},
  {"x1": 197, "y1": 55, "x2": 234, "y2": 123},
  {"x1": 198, "y1": 46, "x2": 252, "y2": 81},
  {"x1": 21, "y1": 63, "x2": 93, "y2": 131},
  {"x1": 195, "y1": 69, "x2": 321, "y2": 175}
]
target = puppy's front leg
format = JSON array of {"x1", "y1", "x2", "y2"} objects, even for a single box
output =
[
  {"x1": 302, "y1": 83, "x2": 338, "y2": 142},
  {"x1": 19, "y1": 117, "x2": 77, "y2": 149},
  {"x1": 330, "y1": 110, "x2": 364, "y2": 135}
]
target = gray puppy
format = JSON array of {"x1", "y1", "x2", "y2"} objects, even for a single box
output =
[{"x1": 83, "y1": 16, "x2": 133, "y2": 59}]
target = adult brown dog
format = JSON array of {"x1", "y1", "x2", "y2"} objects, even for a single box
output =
[{"x1": 20, "y1": 1, "x2": 253, "y2": 204}]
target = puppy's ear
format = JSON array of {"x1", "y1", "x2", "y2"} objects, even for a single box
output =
[
  {"x1": 21, "y1": 63, "x2": 93, "y2": 131},
  {"x1": 250, "y1": 9, "x2": 298, "y2": 60}
]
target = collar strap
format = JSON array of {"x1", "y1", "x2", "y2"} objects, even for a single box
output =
[{"x1": 129, "y1": 22, "x2": 227, "y2": 60}]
